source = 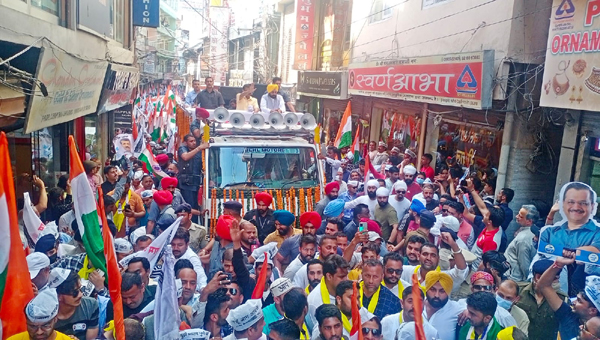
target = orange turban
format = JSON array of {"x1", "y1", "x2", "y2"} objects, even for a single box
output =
[
  {"x1": 255, "y1": 191, "x2": 273, "y2": 206},
  {"x1": 267, "y1": 84, "x2": 279, "y2": 93},
  {"x1": 161, "y1": 176, "x2": 178, "y2": 189},
  {"x1": 300, "y1": 211, "x2": 321, "y2": 228},
  {"x1": 325, "y1": 182, "x2": 340, "y2": 195},
  {"x1": 153, "y1": 190, "x2": 173, "y2": 206},
  {"x1": 216, "y1": 215, "x2": 235, "y2": 241}
]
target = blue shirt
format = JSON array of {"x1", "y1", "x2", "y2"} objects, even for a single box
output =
[
  {"x1": 339, "y1": 191, "x2": 358, "y2": 223},
  {"x1": 499, "y1": 203, "x2": 513, "y2": 231},
  {"x1": 362, "y1": 285, "x2": 402, "y2": 320},
  {"x1": 540, "y1": 219, "x2": 600, "y2": 250},
  {"x1": 262, "y1": 303, "x2": 283, "y2": 335},
  {"x1": 185, "y1": 90, "x2": 200, "y2": 105}
]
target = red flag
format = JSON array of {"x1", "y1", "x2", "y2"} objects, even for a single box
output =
[
  {"x1": 0, "y1": 132, "x2": 34, "y2": 338},
  {"x1": 349, "y1": 282, "x2": 363, "y2": 340},
  {"x1": 412, "y1": 272, "x2": 427, "y2": 340},
  {"x1": 132, "y1": 108, "x2": 138, "y2": 141},
  {"x1": 98, "y1": 188, "x2": 125, "y2": 340},
  {"x1": 251, "y1": 252, "x2": 269, "y2": 299}
]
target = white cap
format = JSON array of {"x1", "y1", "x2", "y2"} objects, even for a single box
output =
[
  {"x1": 130, "y1": 228, "x2": 149, "y2": 244},
  {"x1": 403, "y1": 165, "x2": 417, "y2": 175},
  {"x1": 134, "y1": 170, "x2": 144, "y2": 181},
  {"x1": 378, "y1": 141, "x2": 387, "y2": 148},
  {"x1": 114, "y1": 238, "x2": 133, "y2": 254},
  {"x1": 179, "y1": 329, "x2": 212, "y2": 340},
  {"x1": 391, "y1": 147, "x2": 401, "y2": 153},
  {"x1": 27, "y1": 252, "x2": 50, "y2": 279},
  {"x1": 79, "y1": 279, "x2": 96, "y2": 297},
  {"x1": 441, "y1": 216, "x2": 460, "y2": 233},
  {"x1": 384, "y1": 164, "x2": 392, "y2": 171},
  {"x1": 366, "y1": 179, "x2": 379, "y2": 188},
  {"x1": 347, "y1": 180, "x2": 359, "y2": 188},
  {"x1": 393, "y1": 181, "x2": 408, "y2": 192},
  {"x1": 25, "y1": 288, "x2": 59, "y2": 323},
  {"x1": 48, "y1": 268, "x2": 71, "y2": 288},
  {"x1": 254, "y1": 251, "x2": 274, "y2": 269},
  {"x1": 39, "y1": 222, "x2": 59, "y2": 239},
  {"x1": 270, "y1": 278, "x2": 293, "y2": 297},
  {"x1": 423, "y1": 178, "x2": 432, "y2": 184},
  {"x1": 226, "y1": 299, "x2": 264, "y2": 331},
  {"x1": 368, "y1": 231, "x2": 383, "y2": 242},
  {"x1": 376, "y1": 187, "x2": 390, "y2": 197},
  {"x1": 586, "y1": 276, "x2": 600, "y2": 310}
]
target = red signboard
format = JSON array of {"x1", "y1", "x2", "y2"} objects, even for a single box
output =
[
  {"x1": 348, "y1": 51, "x2": 494, "y2": 109},
  {"x1": 293, "y1": 0, "x2": 315, "y2": 70}
]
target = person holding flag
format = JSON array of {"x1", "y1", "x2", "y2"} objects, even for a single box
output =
[{"x1": 381, "y1": 285, "x2": 440, "y2": 340}]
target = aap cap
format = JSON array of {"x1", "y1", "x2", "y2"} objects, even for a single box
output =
[
  {"x1": 226, "y1": 299, "x2": 264, "y2": 331},
  {"x1": 585, "y1": 275, "x2": 600, "y2": 310},
  {"x1": 114, "y1": 238, "x2": 133, "y2": 254},
  {"x1": 48, "y1": 268, "x2": 71, "y2": 288},
  {"x1": 270, "y1": 278, "x2": 293, "y2": 297},
  {"x1": 25, "y1": 288, "x2": 59, "y2": 324},
  {"x1": 27, "y1": 252, "x2": 50, "y2": 279}
]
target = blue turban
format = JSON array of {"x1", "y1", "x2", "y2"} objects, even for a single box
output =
[
  {"x1": 410, "y1": 198, "x2": 426, "y2": 214},
  {"x1": 34, "y1": 234, "x2": 56, "y2": 254},
  {"x1": 324, "y1": 199, "x2": 345, "y2": 218},
  {"x1": 274, "y1": 210, "x2": 295, "y2": 226}
]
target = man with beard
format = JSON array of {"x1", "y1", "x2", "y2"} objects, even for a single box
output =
[
  {"x1": 316, "y1": 182, "x2": 340, "y2": 217},
  {"x1": 276, "y1": 211, "x2": 319, "y2": 272},
  {"x1": 239, "y1": 220, "x2": 258, "y2": 255},
  {"x1": 344, "y1": 180, "x2": 380, "y2": 219},
  {"x1": 538, "y1": 254, "x2": 600, "y2": 340},
  {"x1": 389, "y1": 181, "x2": 411, "y2": 221},
  {"x1": 382, "y1": 252, "x2": 410, "y2": 297},
  {"x1": 343, "y1": 204, "x2": 370, "y2": 242},
  {"x1": 262, "y1": 278, "x2": 294, "y2": 334},
  {"x1": 177, "y1": 267, "x2": 199, "y2": 308},
  {"x1": 423, "y1": 271, "x2": 465, "y2": 340},
  {"x1": 384, "y1": 166, "x2": 400, "y2": 191},
  {"x1": 415, "y1": 183, "x2": 439, "y2": 211},
  {"x1": 293, "y1": 235, "x2": 340, "y2": 288},
  {"x1": 401, "y1": 238, "x2": 468, "y2": 293},
  {"x1": 176, "y1": 203, "x2": 208, "y2": 253},
  {"x1": 283, "y1": 235, "x2": 317, "y2": 280},
  {"x1": 202, "y1": 289, "x2": 232, "y2": 338},
  {"x1": 333, "y1": 280, "x2": 374, "y2": 338},
  {"x1": 307, "y1": 255, "x2": 350, "y2": 326},
  {"x1": 264, "y1": 210, "x2": 301, "y2": 248},
  {"x1": 229, "y1": 220, "x2": 258, "y2": 303},
  {"x1": 399, "y1": 165, "x2": 421, "y2": 201},
  {"x1": 373, "y1": 187, "x2": 398, "y2": 242},
  {"x1": 446, "y1": 201, "x2": 475, "y2": 250},
  {"x1": 505, "y1": 204, "x2": 538, "y2": 282},
  {"x1": 339, "y1": 181, "x2": 359, "y2": 224},
  {"x1": 171, "y1": 227, "x2": 208, "y2": 290},
  {"x1": 403, "y1": 234, "x2": 426, "y2": 266},
  {"x1": 381, "y1": 286, "x2": 439, "y2": 340},
  {"x1": 306, "y1": 259, "x2": 324, "y2": 293},
  {"x1": 359, "y1": 260, "x2": 401, "y2": 320},
  {"x1": 261, "y1": 83, "x2": 286, "y2": 113},
  {"x1": 457, "y1": 291, "x2": 502, "y2": 340},
  {"x1": 314, "y1": 304, "x2": 347, "y2": 340},
  {"x1": 244, "y1": 192, "x2": 275, "y2": 245}
]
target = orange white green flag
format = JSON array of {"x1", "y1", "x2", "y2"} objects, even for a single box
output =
[
  {"x1": 0, "y1": 132, "x2": 34, "y2": 338},
  {"x1": 334, "y1": 101, "x2": 352, "y2": 149}
]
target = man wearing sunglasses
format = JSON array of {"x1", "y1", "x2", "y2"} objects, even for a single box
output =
[
  {"x1": 389, "y1": 181, "x2": 411, "y2": 222},
  {"x1": 54, "y1": 271, "x2": 99, "y2": 340},
  {"x1": 361, "y1": 316, "x2": 383, "y2": 340},
  {"x1": 13, "y1": 289, "x2": 74, "y2": 340},
  {"x1": 382, "y1": 252, "x2": 409, "y2": 297},
  {"x1": 381, "y1": 285, "x2": 439, "y2": 340}
]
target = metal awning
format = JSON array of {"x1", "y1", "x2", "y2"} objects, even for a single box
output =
[{"x1": 0, "y1": 82, "x2": 25, "y2": 128}]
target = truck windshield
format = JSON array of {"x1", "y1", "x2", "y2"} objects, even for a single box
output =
[{"x1": 208, "y1": 146, "x2": 320, "y2": 189}]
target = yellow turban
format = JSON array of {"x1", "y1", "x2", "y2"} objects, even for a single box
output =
[
  {"x1": 496, "y1": 326, "x2": 515, "y2": 340},
  {"x1": 267, "y1": 84, "x2": 279, "y2": 93},
  {"x1": 424, "y1": 270, "x2": 453, "y2": 294}
]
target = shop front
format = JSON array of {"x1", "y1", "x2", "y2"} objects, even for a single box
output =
[{"x1": 347, "y1": 50, "x2": 502, "y2": 170}]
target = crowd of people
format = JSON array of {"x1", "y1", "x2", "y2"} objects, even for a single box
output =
[
  {"x1": 184, "y1": 77, "x2": 296, "y2": 114},
  {"x1": 10, "y1": 120, "x2": 600, "y2": 340}
]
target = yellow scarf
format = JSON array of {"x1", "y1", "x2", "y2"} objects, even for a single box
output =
[
  {"x1": 113, "y1": 190, "x2": 132, "y2": 232},
  {"x1": 319, "y1": 277, "x2": 331, "y2": 304},
  {"x1": 382, "y1": 279, "x2": 405, "y2": 297},
  {"x1": 399, "y1": 311, "x2": 404, "y2": 323},
  {"x1": 341, "y1": 312, "x2": 353, "y2": 333},
  {"x1": 78, "y1": 255, "x2": 95, "y2": 279},
  {"x1": 300, "y1": 322, "x2": 309, "y2": 340},
  {"x1": 413, "y1": 265, "x2": 441, "y2": 294},
  {"x1": 305, "y1": 286, "x2": 311, "y2": 295},
  {"x1": 359, "y1": 281, "x2": 381, "y2": 314}
]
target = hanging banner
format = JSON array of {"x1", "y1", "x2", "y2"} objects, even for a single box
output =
[
  {"x1": 540, "y1": 0, "x2": 600, "y2": 110},
  {"x1": 293, "y1": 0, "x2": 315, "y2": 70},
  {"x1": 348, "y1": 50, "x2": 494, "y2": 109},
  {"x1": 97, "y1": 64, "x2": 139, "y2": 114},
  {"x1": 25, "y1": 46, "x2": 108, "y2": 134},
  {"x1": 209, "y1": 6, "x2": 230, "y2": 86}
]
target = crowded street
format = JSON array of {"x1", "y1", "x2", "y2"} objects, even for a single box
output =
[{"x1": 1, "y1": 0, "x2": 599, "y2": 339}]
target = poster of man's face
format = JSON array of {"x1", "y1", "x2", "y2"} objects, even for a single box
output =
[{"x1": 114, "y1": 134, "x2": 134, "y2": 160}]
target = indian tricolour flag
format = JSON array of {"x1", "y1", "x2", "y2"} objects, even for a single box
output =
[
  {"x1": 69, "y1": 136, "x2": 107, "y2": 274},
  {"x1": 139, "y1": 144, "x2": 169, "y2": 179},
  {"x1": 350, "y1": 125, "x2": 361, "y2": 164},
  {"x1": 334, "y1": 101, "x2": 352, "y2": 149},
  {"x1": 349, "y1": 281, "x2": 363, "y2": 340},
  {"x1": 0, "y1": 132, "x2": 34, "y2": 338}
]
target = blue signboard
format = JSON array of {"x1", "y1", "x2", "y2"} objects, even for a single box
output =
[{"x1": 133, "y1": 0, "x2": 159, "y2": 28}]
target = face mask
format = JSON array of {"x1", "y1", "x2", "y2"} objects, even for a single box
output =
[
  {"x1": 495, "y1": 294, "x2": 512, "y2": 310},
  {"x1": 552, "y1": 282, "x2": 562, "y2": 292},
  {"x1": 48, "y1": 253, "x2": 58, "y2": 264},
  {"x1": 416, "y1": 178, "x2": 425, "y2": 185}
]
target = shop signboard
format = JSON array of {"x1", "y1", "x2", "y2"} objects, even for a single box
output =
[
  {"x1": 97, "y1": 64, "x2": 139, "y2": 114},
  {"x1": 540, "y1": 0, "x2": 600, "y2": 111},
  {"x1": 348, "y1": 50, "x2": 494, "y2": 109},
  {"x1": 25, "y1": 47, "x2": 108, "y2": 134},
  {"x1": 298, "y1": 71, "x2": 348, "y2": 99},
  {"x1": 133, "y1": 0, "x2": 160, "y2": 27},
  {"x1": 293, "y1": 0, "x2": 315, "y2": 70}
]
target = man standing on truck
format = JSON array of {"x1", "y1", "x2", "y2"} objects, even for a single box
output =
[
  {"x1": 194, "y1": 77, "x2": 225, "y2": 109},
  {"x1": 244, "y1": 192, "x2": 276, "y2": 245},
  {"x1": 178, "y1": 134, "x2": 210, "y2": 222}
]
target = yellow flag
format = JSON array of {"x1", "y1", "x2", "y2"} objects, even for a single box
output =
[
  {"x1": 314, "y1": 125, "x2": 321, "y2": 144},
  {"x1": 203, "y1": 123, "x2": 210, "y2": 143}
]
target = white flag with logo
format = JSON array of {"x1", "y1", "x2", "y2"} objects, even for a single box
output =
[
  {"x1": 154, "y1": 246, "x2": 180, "y2": 340},
  {"x1": 22, "y1": 192, "x2": 45, "y2": 243}
]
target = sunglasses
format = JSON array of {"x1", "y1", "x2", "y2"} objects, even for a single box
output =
[
  {"x1": 396, "y1": 191, "x2": 406, "y2": 194},
  {"x1": 386, "y1": 268, "x2": 402, "y2": 275},
  {"x1": 442, "y1": 209, "x2": 448, "y2": 213},
  {"x1": 70, "y1": 287, "x2": 82, "y2": 298},
  {"x1": 227, "y1": 288, "x2": 238, "y2": 296},
  {"x1": 472, "y1": 284, "x2": 493, "y2": 292},
  {"x1": 362, "y1": 328, "x2": 382, "y2": 336}
]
